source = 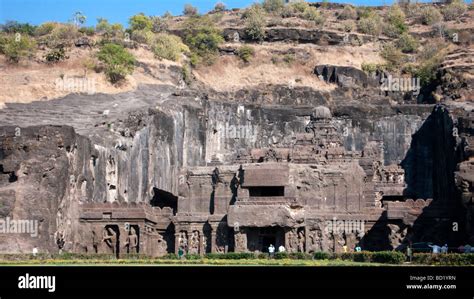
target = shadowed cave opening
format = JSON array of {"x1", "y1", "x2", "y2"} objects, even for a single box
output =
[
  {"x1": 248, "y1": 186, "x2": 285, "y2": 197},
  {"x1": 150, "y1": 187, "x2": 178, "y2": 214}
]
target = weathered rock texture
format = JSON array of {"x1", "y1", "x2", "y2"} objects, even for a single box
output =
[{"x1": 0, "y1": 70, "x2": 472, "y2": 255}]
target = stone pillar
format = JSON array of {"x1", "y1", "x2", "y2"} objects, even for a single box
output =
[
  {"x1": 174, "y1": 232, "x2": 180, "y2": 255},
  {"x1": 211, "y1": 230, "x2": 217, "y2": 253},
  {"x1": 199, "y1": 230, "x2": 205, "y2": 256},
  {"x1": 304, "y1": 226, "x2": 310, "y2": 254},
  {"x1": 284, "y1": 228, "x2": 290, "y2": 250}
]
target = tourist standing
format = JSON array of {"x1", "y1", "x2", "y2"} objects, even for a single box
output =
[
  {"x1": 407, "y1": 246, "x2": 412, "y2": 262},
  {"x1": 268, "y1": 244, "x2": 275, "y2": 258}
]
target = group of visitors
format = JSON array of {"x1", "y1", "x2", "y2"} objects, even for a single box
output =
[{"x1": 267, "y1": 244, "x2": 286, "y2": 258}]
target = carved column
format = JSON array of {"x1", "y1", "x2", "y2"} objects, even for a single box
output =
[
  {"x1": 211, "y1": 224, "x2": 218, "y2": 253},
  {"x1": 199, "y1": 229, "x2": 205, "y2": 256},
  {"x1": 304, "y1": 225, "x2": 310, "y2": 254},
  {"x1": 174, "y1": 232, "x2": 180, "y2": 255}
]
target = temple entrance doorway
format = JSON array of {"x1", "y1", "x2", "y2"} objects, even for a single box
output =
[
  {"x1": 262, "y1": 236, "x2": 276, "y2": 252},
  {"x1": 246, "y1": 227, "x2": 285, "y2": 252}
]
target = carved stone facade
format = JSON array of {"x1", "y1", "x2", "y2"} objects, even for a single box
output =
[{"x1": 70, "y1": 108, "x2": 463, "y2": 256}]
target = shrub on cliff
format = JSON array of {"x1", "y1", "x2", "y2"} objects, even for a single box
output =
[
  {"x1": 338, "y1": 5, "x2": 357, "y2": 20},
  {"x1": 97, "y1": 43, "x2": 136, "y2": 83},
  {"x1": 358, "y1": 13, "x2": 382, "y2": 36},
  {"x1": 303, "y1": 6, "x2": 325, "y2": 26},
  {"x1": 152, "y1": 33, "x2": 189, "y2": 62},
  {"x1": 150, "y1": 16, "x2": 169, "y2": 33},
  {"x1": 442, "y1": 0, "x2": 467, "y2": 21},
  {"x1": 96, "y1": 18, "x2": 124, "y2": 38},
  {"x1": 44, "y1": 46, "x2": 69, "y2": 63},
  {"x1": 361, "y1": 62, "x2": 386, "y2": 74},
  {"x1": 381, "y1": 42, "x2": 404, "y2": 71},
  {"x1": 420, "y1": 6, "x2": 442, "y2": 25},
  {"x1": 237, "y1": 45, "x2": 255, "y2": 63},
  {"x1": 34, "y1": 22, "x2": 57, "y2": 36},
  {"x1": 131, "y1": 29, "x2": 154, "y2": 44},
  {"x1": 401, "y1": 39, "x2": 448, "y2": 87},
  {"x1": 244, "y1": 5, "x2": 267, "y2": 42},
  {"x1": 2, "y1": 34, "x2": 36, "y2": 63},
  {"x1": 183, "y1": 16, "x2": 224, "y2": 65},
  {"x1": 396, "y1": 33, "x2": 419, "y2": 53},
  {"x1": 383, "y1": 4, "x2": 407, "y2": 37},
  {"x1": 262, "y1": 0, "x2": 285, "y2": 14},
  {"x1": 51, "y1": 23, "x2": 80, "y2": 40}
]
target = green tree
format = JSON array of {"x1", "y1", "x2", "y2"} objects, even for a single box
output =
[
  {"x1": 72, "y1": 11, "x2": 87, "y2": 27},
  {"x1": 183, "y1": 4, "x2": 199, "y2": 16},
  {"x1": 183, "y1": 16, "x2": 224, "y2": 65},
  {"x1": 97, "y1": 43, "x2": 136, "y2": 83},
  {"x1": 214, "y1": 2, "x2": 227, "y2": 12},
  {"x1": 1, "y1": 21, "x2": 37, "y2": 35},
  {"x1": 129, "y1": 13, "x2": 152, "y2": 31},
  {"x1": 244, "y1": 5, "x2": 266, "y2": 42}
]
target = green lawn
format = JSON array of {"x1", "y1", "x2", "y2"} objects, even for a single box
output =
[{"x1": 0, "y1": 258, "x2": 403, "y2": 266}]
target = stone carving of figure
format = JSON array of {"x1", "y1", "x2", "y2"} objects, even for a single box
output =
[
  {"x1": 288, "y1": 230, "x2": 298, "y2": 252},
  {"x1": 178, "y1": 232, "x2": 188, "y2": 253},
  {"x1": 189, "y1": 231, "x2": 200, "y2": 254},
  {"x1": 156, "y1": 234, "x2": 168, "y2": 257},
  {"x1": 397, "y1": 173, "x2": 404, "y2": 185},
  {"x1": 102, "y1": 227, "x2": 117, "y2": 254},
  {"x1": 234, "y1": 232, "x2": 247, "y2": 252},
  {"x1": 372, "y1": 161, "x2": 383, "y2": 182},
  {"x1": 375, "y1": 191, "x2": 383, "y2": 208},
  {"x1": 388, "y1": 173, "x2": 394, "y2": 183},
  {"x1": 308, "y1": 229, "x2": 322, "y2": 253},
  {"x1": 124, "y1": 227, "x2": 139, "y2": 254},
  {"x1": 298, "y1": 230, "x2": 305, "y2": 253}
]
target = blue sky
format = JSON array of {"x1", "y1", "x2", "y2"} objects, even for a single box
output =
[{"x1": 0, "y1": 0, "x2": 454, "y2": 27}]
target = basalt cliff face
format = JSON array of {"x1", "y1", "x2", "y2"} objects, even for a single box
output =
[
  {"x1": 0, "y1": 9, "x2": 473, "y2": 255},
  {"x1": 0, "y1": 77, "x2": 472, "y2": 255}
]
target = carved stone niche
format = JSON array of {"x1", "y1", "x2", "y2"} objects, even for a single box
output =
[
  {"x1": 234, "y1": 229, "x2": 247, "y2": 252},
  {"x1": 307, "y1": 228, "x2": 324, "y2": 253},
  {"x1": 188, "y1": 230, "x2": 200, "y2": 255}
]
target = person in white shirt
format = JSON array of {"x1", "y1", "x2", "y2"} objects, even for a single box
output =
[
  {"x1": 441, "y1": 244, "x2": 448, "y2": 253},
  {"x1": 429, "y1": 244, "x2": 441, "y2": 254},
  {"x1": 278, "y1": 245, "x2": 286, "y2": 253},
  {"x1": 32, "y1": 247, "x2": 38, "y2": 257},
  {"x1": 268, "y1": 244, "x2": 275, "y2": 258}
]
